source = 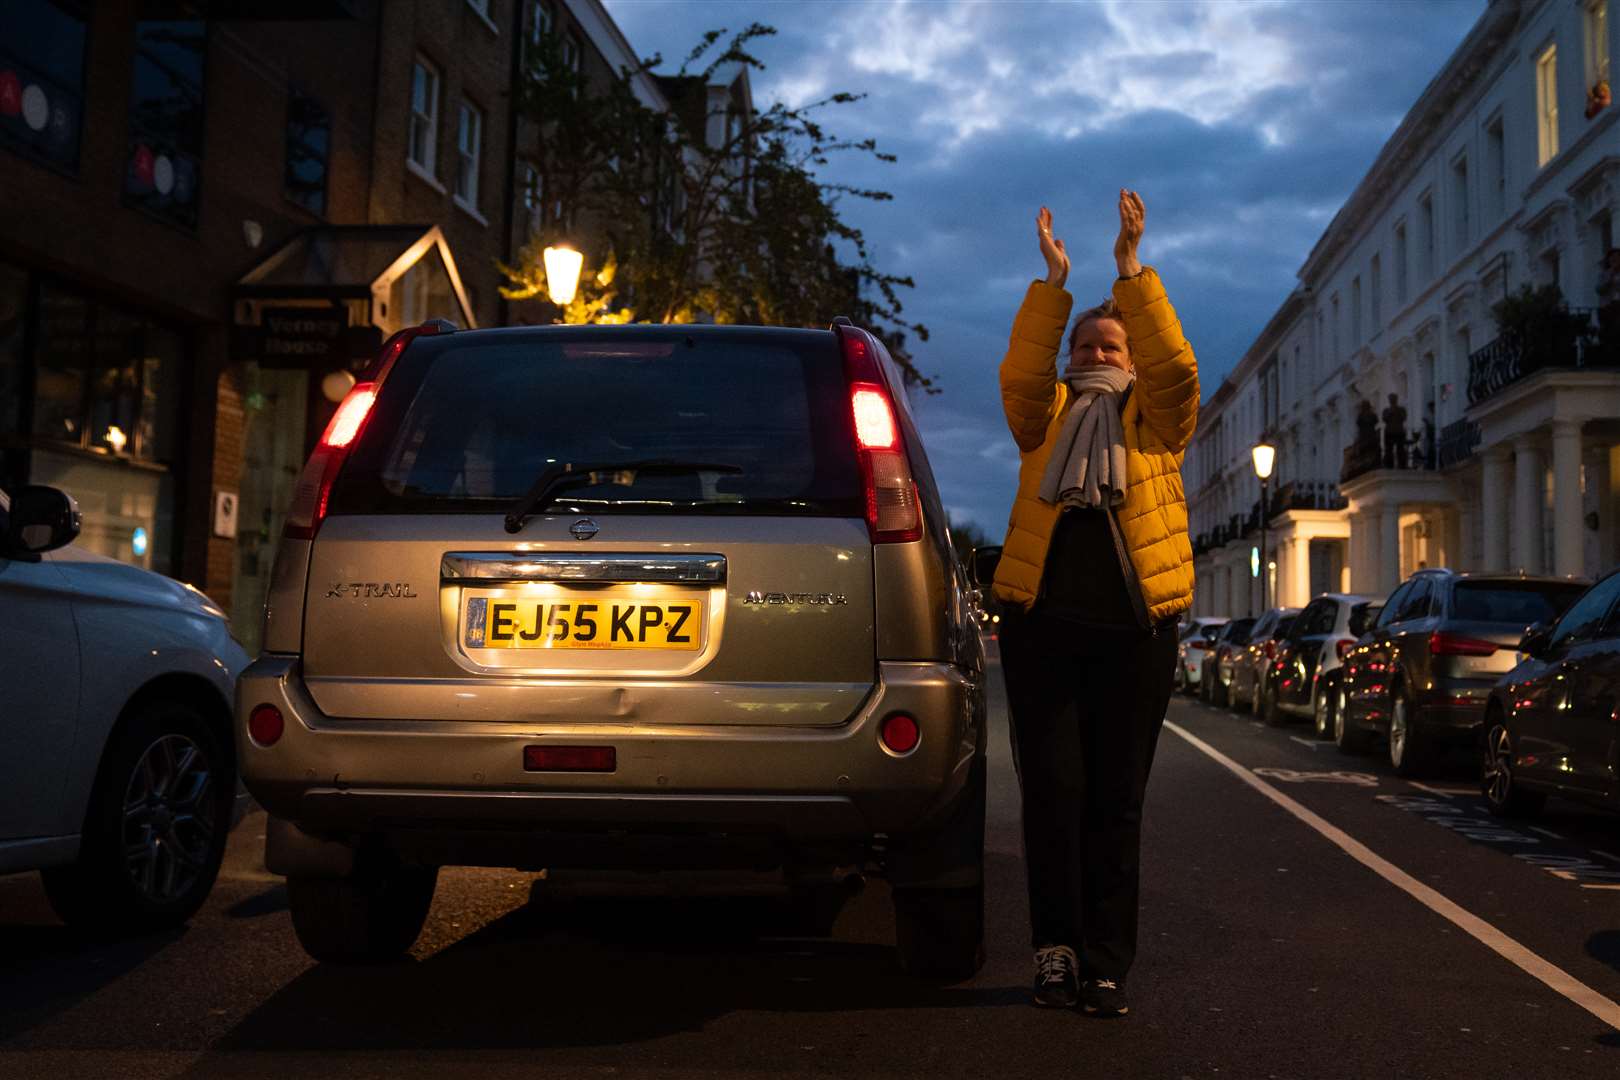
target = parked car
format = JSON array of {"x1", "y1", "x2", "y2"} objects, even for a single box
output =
[
  {"x1": 1199, "y1": 617, "x2": 1255, "y2": 707},
  {"x1": 1336, "y1": 570, "x2": 1588, "y2": 774},
  {"x1": 1257, "y1": 593, "x2": 1378, "y2": 733},
  {"x1": 1177, "y1": 618, "x2": 1227, "y2": 693},
  {"x1": 1226, "y1": 607, "x2": 1301, "y2": 713},
  {"x1": 1482, "y1": 568, "x2": 1620, "y2": 819},
  {"x1": 236, "y1": 321, "x2": 989, "y2": 975},
  {"x1": 0, "y1": 484, "x2": 250, "y2": 934}
]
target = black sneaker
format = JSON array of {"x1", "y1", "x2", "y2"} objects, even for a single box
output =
[
  {"x1": 1081, "y1": 977, "x2": 1129, "y2": 1018},
  {"x1": 1032, "y1": 945, "x2": 1079, "y2": 1008}
]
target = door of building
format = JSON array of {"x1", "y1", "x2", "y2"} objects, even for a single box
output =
[{"x1": 229, "y1": 364, "x2": 309, "y2": 655}]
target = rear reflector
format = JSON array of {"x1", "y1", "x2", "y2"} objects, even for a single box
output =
[
  {"x1": 524, "y1": 745, "x2": 617, "y2": 772},
  {"x1": 880, "y1": 712, "x2": 920, "y2": 754},
  {"x1": 248, "y1": 704, "x2": 284, "y2": 747},
  {"x1": 1429, "y1": 631, "x2": 1499, "y2": 657}
]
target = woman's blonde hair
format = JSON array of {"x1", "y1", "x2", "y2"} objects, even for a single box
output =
[{"x1": 1068, "y1": 297, "x2": 1129, "y2": 356}]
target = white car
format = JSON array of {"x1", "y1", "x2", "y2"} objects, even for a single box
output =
[
  {"x1": 1176, "y1": 617, "x2": 1226, "y2": 691},
  {"x1": 0, "y1": 484, "x2": 250, "y2": 934}
]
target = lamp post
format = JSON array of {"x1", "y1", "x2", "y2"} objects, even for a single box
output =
[
  {"x1": 1252, "y1": 441, "x2": 1276, "y2": 611},
  {"x1": 542, "y1": 244, "x2": 584, "y2": 308}
]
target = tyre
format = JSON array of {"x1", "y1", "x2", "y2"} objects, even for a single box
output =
[
  {"x1": 1312, "y1": 678, "x2": 1336, "y2": 739},
  {"x1": 1333, "y1": 683, "x2": 1372, "y2": 754},
  {"x1": 1481, "y1": 718, "x2": 1546, "y2": 819},
  {"x1": 1262, "y1": 681, "x2": 1288, "y2": 727},
  {"x1": 1211, "y1": 675, "x2": 1229, "y2": 708},
  {"x1": 1388, "y1": 686, "x2": 1433, "y2": 777},
  {"x1": 287, "y1": 861, "x2": 439, "y2": 964},
  {"x1": 42, "y1": 700, "x2": 233, "y2": 936},
  {"x1": 891, "y1": 760, "x2": 985, "y2": 981}
]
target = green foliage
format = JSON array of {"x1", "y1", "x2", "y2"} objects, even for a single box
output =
[
  {"x1": 1490, "y1": 284, "x2": 1596, "y2": 369},
  {"x1": 499, "y1": 22, "x2": 933, "y2": 390}
]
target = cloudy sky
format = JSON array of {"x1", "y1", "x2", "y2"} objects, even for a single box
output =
[{"x1": 603, "y1": 0, "x2": 1487, "y2": 537}]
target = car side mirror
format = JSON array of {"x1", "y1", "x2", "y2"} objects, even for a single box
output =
[
  {"x1": 2, "y1": 485, "x2": 80, "y2": 559},
  {"x1": 1518, "y1": 621, "x2": 1552, "y2": 658},
  {"x1": 969, "y1": 545, "x2": 1002, "y2": 589}
]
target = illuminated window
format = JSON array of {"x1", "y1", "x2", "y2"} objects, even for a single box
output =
[
  {"x1": 1537, "y1": 45, "x2": 1559, "y2": 166},
  {"x1": 1587, "y1": 2, "x2": 1611, "y2": 98}
]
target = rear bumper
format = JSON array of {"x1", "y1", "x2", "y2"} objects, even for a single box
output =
[{"x1": 236, "y1": 655, "x2": 983, "y2": 867}]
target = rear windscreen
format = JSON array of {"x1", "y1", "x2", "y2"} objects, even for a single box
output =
[
  {"x1": 331, "y1": 332, "x2": 865, "y2": 516},
  {"x1": 1349, "y1": 602, "x2": 1374, "y2": 637},
  {"x1": 1451, "y1": 582, "x2": 1588, "y2": 625},
  {"x1": 1273, "y1": 615, "x2": 1298, "y2": 638}
]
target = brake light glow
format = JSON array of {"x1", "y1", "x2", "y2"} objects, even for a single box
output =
[
  {"x1": 1264, "y1": 640, "x2": 1277, "y2": 660},
  {"x1": 320, "y1": 383, "x2": 377, "y2": 449},
  {"x1": 524, "y1": 745, "x2": 616, "y2": 772},
  {"x1": 1429, "y1": 631, "x2": 1498, "y2": 657},
  {"x1": 840, "y1": 328, "x2": 921, "y2": 544}
]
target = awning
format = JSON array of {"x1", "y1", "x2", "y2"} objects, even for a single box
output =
[{"x1": 236, "y1": 224, "x2": 476, "y2": 331}]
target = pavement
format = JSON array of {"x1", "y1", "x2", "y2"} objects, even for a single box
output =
[{"x1": 3, "y1": 658, "x2": 1619, "y2": 1079}]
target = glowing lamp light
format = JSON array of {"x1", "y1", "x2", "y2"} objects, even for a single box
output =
[
  {"x1": 851, "y1": 387, "x2": 897, "y2": 450},
  {"x1": 1251, "y1": 442, "x2": 1276, "y2": 480},
  {"x1": 321, "y1": 369, "x2": 357, "y2": 403},
  {"x1": 543, "y1": 245, "x2": 584, "y2": 306},
  {"x1": 104, "y1": 425, "x2": 128, "y2": 453},
  {"x1": 131, "y1": 527, "x2": 148, "y2": 558}
]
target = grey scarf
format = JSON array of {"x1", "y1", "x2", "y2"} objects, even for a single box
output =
[{"x1": 1038, "y1": 364, "x2": 1134, "y2": 509}]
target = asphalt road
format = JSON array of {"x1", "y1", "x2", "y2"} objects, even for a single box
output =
[{"x1": 3, "y1": 659, "x2": 1619, "y2": 1079}]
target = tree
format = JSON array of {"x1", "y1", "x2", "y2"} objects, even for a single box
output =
[{"x1": 498, "y1": 23, "x2": 934, "y2": 391}]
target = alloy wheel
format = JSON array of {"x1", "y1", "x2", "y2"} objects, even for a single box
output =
[
  {"x1": 122, "y1": 733, "x2": 217, "y2": 904},
  {"x1": 1314, "y1": 687, "x2": 1330, "y2": 738},
  {"x1": 1389, "y1": 695, "x2": 1408, "y2": 769},
  {"x1": 1335, "y1": 687, "x2": 1348, "y2": 742}
]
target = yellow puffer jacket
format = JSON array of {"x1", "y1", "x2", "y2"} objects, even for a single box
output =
[{"x1": 991, "y1": 267, "x2": 1198, "y2": 622}]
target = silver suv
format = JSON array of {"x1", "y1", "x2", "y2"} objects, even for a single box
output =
[{"x1": 236, "y1": 321, "x2": 987, "y2": 975}]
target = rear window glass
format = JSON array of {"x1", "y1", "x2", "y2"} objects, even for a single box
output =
[
  {"x1": 332, "y1": 331, "x2": 865, "y2": 516},
  {"x1": 1273, "y1": 615, "x2": 1297, "y2": 638},
  {"x1": 1451, "y1": 582, "x2": 1588, "y2": 625},
  {"x1": 1349, "y1": 602, "x2": 1374, "y2": 637}
]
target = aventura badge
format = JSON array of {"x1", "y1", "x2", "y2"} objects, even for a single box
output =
[{"x1": 743, "y1": 591, "x2": 849, "y2": 606}]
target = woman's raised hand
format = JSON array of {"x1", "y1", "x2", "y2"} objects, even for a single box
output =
[
  {"x1": 1037, "y1": 206, "x2": 1069, "y2": 289},
  {"x1": 1114, "y1": 189, "x2": 1144, "y2": 279}
]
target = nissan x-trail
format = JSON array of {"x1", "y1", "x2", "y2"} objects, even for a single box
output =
[{"x1": 237, "y1": 321, "x2": 987, "y2": 976}]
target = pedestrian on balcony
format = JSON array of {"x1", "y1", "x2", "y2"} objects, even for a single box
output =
[{"x1": 992, "y1": 191, "x2": 1198, "y2": 1018}]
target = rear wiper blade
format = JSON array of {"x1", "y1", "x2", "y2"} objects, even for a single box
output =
[{"x1": 503, "y1": 459, "x2": 743, "y2": 534}]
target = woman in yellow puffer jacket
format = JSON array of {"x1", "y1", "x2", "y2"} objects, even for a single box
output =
[{"x1": 996, "y1": 191, "x2": 1197, "y2": 1018}]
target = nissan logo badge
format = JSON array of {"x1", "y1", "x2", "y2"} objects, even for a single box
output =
[{"x1": 570, "y1": 518, "x2": 599, "y2": 540}]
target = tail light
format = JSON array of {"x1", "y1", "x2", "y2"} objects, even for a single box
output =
[
  {"x1": 1264, "y1": 639, "x2": 1278, "y2": 660},
  {"x1": 1429, "y1": 631, "x2": 1498, "y2": 657},
  {"x1": 839, "y1": 329, "x2": 921, "y2": 543},
  {"x1": 1335, "y1": 638, "x2": 1357, "y2": 660},
  {"x1": 283, "y1": 323, "x2": 443, "y2": 540},
  {"x1": 524, "y1": 745, "x2": 616, "y2": 772}
]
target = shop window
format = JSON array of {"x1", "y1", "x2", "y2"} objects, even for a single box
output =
[
  {"x1": 0, "y1": 0, "x2": 89, "y2": 173},
  {"x1": 285, "y1": 94, "x2": 330, "y2": 217},
  {"x1": 124, "y1": 19, "x2": 207, "y2": 229}
]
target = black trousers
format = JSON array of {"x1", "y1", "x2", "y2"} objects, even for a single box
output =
[{"x1": 999, "y1": 609, "x2": 1178, "y2": 980}]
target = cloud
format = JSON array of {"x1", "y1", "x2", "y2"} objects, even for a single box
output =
[{"x1": 603, "y1": 0, "x2": 1487, "y2": 534}]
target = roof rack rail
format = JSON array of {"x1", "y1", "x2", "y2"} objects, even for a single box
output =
[
  {"x1": 420, "y1": 318, "x2": 459, "y2": 333},
  {"x1": 830, "y1": 316, "x2": 853, "y2": 327}
]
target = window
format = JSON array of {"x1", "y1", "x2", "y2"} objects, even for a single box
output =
[
  {"x1": 1370, "y1": 254, "x2": 1383, "y2": 327},
  {"x1": 561, "y1": 31, "x2": 582, "y2": 72},
  {"x1": 0, "y1": 1, "x2": 90, "y2": 172},
  {"x1": 1452, "y1": 154, "x2": 1469, "y2": 249},
  {"x1": 1396, "y1": 578, "x2": 1432, "y2": 622},
  {"x1": 124, "y1": 20, "x2": 207, "y2": 229},
  {"x1": 409, "y1": 57, "x2": 439, "y2": 174},
  {"x1": 1394, "y1": 222, "x2": 1409, "y2": 304},
  {"x1": 0, "y1": 262, "x2": 27, "y2": 440},
  {"x1": 521, "y1": 162, "x2": 541, "y2": 234},
  {"x1": 454, "y1": 100, "x2": 482, "y2": 207},
  {"x1": 527, "y1": 0, "x2": 554, "y2": 45},
  {"x1": 1350, "y1": 276, "x2": 1362, "y2": 347},
  {"x1": 1330, "y1": 294, "x2": 1340, "y2": 364},
  {"x1": 285, "y1": 95, "x2": 330, "y2": 216},
  {"x1": 1587, "y1": 2, "x2": 1611, "y2": 106},
  {"x1": 1377, "y1": 583, "x2": 1411, "y2": 629},
  {"x1": 1550, "y1": 575, "x2": 1620, "y2": 648},
  {"x1": 1418, "y1": 192, "x2": 1435, "y2": 280},
  {"x1": 1485, "y1": 116, "x2": 1506, "y2": 219},
  {"x1": 1537, "y1": 45, "x2": 1559, "y2": 166}
]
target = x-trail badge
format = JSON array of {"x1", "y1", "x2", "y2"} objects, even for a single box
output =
[{"x1": 569, "y1": 518, "x2": 600, "y2": 540}]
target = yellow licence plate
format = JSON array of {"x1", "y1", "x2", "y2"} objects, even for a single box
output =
[{"x1": 463, "y1": 593, "x2": 703, "y2": 651}]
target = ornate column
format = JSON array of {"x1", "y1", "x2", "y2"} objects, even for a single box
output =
[
  {"x1": 1379, "y1": 504, "x2": 1402, "y2": 593},
  {"x1": 1589, "y1": 445, "x2": 1614, "y2": 575},
  {"x1": 1291, "y1": 535, "x2": 1313, "y2": 606},
  {"x1": 1551, "y1": 420, "x2": 1583, "y2": 577},
  {"x1": 1513, "y1": 435, "x2": 1544, "y2": 573},
  {"x1": 1481, "y1": 448, "x2": 1509, "y2": 571},
  {"x1": 1346, "y1": 511, "x2": 1365, "y2": 593}
]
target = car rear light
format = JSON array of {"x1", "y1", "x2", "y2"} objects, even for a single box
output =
[
  {"x1": 839, "y1": 329, "x2": 921, "y2": 544},
  {"x1": 1264, "y1": 640, "x2": 1277, "y2": 660},
  {"x1": 1335, "y1": 638, "x2": 1356, "y2": 660},
  {"x1": 283, "y1": 323, "x2": 442, "y2": 540},
  {"x1": 248, "y1": 704, "x2": 284, "y2": 747},
  {"x1": 879, "y1": 712, "x2": 920, "y2": 754},
  {"x1": 524, "y1": 745, "x2": 616, "y2": 772},
  {"x1": 1428, "y1": 631, "x2": 1499, "y2": 657}
]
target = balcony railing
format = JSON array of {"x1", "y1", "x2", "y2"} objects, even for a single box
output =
[
  {"x1": 1436, "y1": 418, "x2": 1482, "y2": 468},
  {"x1": 1467, "y1": 307, "x2": 1615, "y2": 405}
]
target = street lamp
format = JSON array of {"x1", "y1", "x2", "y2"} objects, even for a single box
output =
[
  {"x1": 1252, "y1": 442, "x2": 1276, "y2": 611},
  {"x1": 543, "y1": 244, "x2": 584, "y2": 307}
]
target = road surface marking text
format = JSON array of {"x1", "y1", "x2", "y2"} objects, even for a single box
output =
[
  {"x1": 1166, "y1": 720, "x2": 1620, "y2": 1034},
  {"x1": 1251, "y1": 767, "x2": 1379, "y2": 787}
]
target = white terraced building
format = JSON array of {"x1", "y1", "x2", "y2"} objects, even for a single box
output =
[{"x1": 1187, "y1": 0, "x2": 1619, "y2": 617}]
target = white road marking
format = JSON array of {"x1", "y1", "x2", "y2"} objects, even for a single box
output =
[
  {"x1": 1529, "y1": 826, "x2": 1567, "y2": 841},
  {"x1": 1249, "y1": 721, "x2": 1264, "y2": 729},
  {"x1": 1406, "y1": 781, "x2": 1454, "y2": 797},
  {"x1": 1288, "y1": 736, "x2": 1321, "y2": 751},
  {"x1": 1166, "y1": 720, "x2": 1620, "y2": 1034},
  {"x1": 1253, "y1": 767, "x2": 1380, "y2": 787}
]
